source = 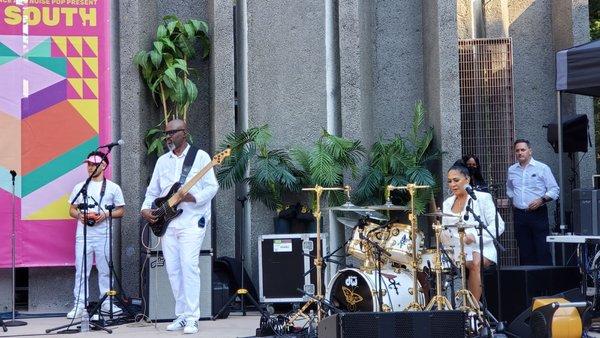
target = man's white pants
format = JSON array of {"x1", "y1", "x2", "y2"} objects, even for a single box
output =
[
  {"x1": 162, "y1": 226, "x2": 206, "y2": 320},
  {"x1": 73, "y1": 234, "x2": 110, "y2": 309}
]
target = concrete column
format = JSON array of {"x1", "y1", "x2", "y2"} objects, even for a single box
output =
[
  {"x1": 484, "y1": 0, "x2": 510, "y2": 38},
  {"x1": 422, "y1": 1, "x2": 462, "y2": 185},
  {"x1": 117, "y1": 0, "x2": 159, "y2": 298},
  {"x1": 208, "y1": 0, "x2": 236, "y2": 258}
]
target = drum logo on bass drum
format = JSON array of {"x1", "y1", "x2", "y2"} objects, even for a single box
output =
[{"x1": 342, "y1": 275, "x2": 363, "y2": 309}]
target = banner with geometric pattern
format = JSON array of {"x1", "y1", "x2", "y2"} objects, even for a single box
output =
[{"x1": 0, "y1": 1, "x2": 111, "y2": 267}]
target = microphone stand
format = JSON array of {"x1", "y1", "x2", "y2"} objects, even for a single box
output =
[
  {"x1": 3, "y1": 170, "x2": 23, "y2": 328},
  {"x1": 466, "y1": 201, "x2": 506, "y2": 337},
  {"x1": 359, "y1": 230, "x2": 391, "y2": 311},
  {"x1": 488, "y1": 185, "x2": 506, "y2": 331}
]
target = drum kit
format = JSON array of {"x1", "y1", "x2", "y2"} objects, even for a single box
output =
[{"x1": 286, "y1": 183, "x2": 488, "y2": 335}]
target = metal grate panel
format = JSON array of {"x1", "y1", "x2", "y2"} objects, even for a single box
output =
[{"x1": 458, "y1": 38, "x2": 518, "y2": 266}]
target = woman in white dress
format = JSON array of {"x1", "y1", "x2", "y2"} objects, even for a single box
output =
[{"x1": 441, "y1": 164, "x2": 505, "y2": 300}]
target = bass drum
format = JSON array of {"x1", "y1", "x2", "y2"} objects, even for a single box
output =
[{"x1": 326, "y1": 268, "x2": 423, "y2": 312}]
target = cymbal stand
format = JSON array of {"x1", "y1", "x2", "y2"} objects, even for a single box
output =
[
  {"x1": 286, "y1": 185, "x2": 345, "y2": 326},
  {"x1": 454, "y1": 222, "x2": 484, "y2": 324},
  {"x1": 425, "y1": 221, "x2": 453, "y2": 310},
  {"x1": 388, "y1": 184, "x2": 429, "y2": 311}
]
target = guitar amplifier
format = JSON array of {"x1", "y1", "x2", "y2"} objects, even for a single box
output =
[
  {"x1": 141, "y1": 250, "x2": 213, "y2": 320},
  {"x1": 258, "y1": 233, "x2": 329, "y2": 303}
]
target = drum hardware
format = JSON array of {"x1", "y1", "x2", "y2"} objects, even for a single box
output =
[
  {"x1": 453, "y1": 220, "x2": 485, "y2": 326},
  {"x1": 287, "y1": 185, "x2": 347, "y2": 327},
  {"x1": 387, "y1": 184, "x2": 430, "y2": 311},
  {"x1": 424, "y1": 221, "x2": 453, "y2": 311},
  {"x1": 366, "y1": 203, "x2": 410, "y2": 211},
  {"x1": 357, "y1": 230, "x2": 391, "y2": 310}
]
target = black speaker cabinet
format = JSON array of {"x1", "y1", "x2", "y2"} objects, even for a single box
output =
[
  {"x1": 573, "y1": 189, "x2": 600, "y2": 235},
  {"x1": 483, "y1": 265, "x2": 580, "y2": 323},
  {"x1": 318, "y1": 311, "x2": 466, "y2": 338},
  {"x1": 258, "y1": 233, "x2": 328, "y2": 303},
  {"x1": 547, "y1": 114, "x2": 589, "y2": 153}
]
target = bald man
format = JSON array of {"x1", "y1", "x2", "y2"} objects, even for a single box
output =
[{"x1": 141, "y1": 120, "x2": 219, "y2": 334}]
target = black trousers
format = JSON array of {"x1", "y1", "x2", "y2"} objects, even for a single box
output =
[{"x1": 513, "y1": 205, "x2": 552, "y2": 265}]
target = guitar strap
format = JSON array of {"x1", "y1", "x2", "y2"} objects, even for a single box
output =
[{"x1": 179, "y1": 145, "x2": 199, "y2": 185}]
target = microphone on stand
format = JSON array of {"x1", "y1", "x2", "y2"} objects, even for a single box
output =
[
  {"x1": 464, "y1": 184, "x2": 477, "y2": 200},
  {"x1": 97, "y1": 139, "x2": 124, "y2": 149}
]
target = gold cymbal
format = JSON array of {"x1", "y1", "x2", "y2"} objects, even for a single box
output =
[
  {"x1": 423, "y1": 211, "x2": 460, "y2": 218},
  {"x1": 336, "y1": 217, "x2": 359, "y2": 228}
]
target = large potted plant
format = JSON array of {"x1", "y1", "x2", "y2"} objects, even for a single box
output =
[
  {"x1": 133, "y1": 15, "x2": 210, "y2": 157},
  {"x1": 354, "y1": 101, "x2": 440, "y2": 215}
]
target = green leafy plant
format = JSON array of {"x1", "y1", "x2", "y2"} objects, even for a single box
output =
[
  {"x1": 217, "y1": 125, "x2": 301, "y2": 210},
  {"x1": 291, "y1": 131, "x2": 365, "y2": 207},
  {"x1": 354, "y1": 101, "x2": 440, "y2": 214},
  {"x1": 133, "y1": 15, "x2": 210, "y2": 157}
]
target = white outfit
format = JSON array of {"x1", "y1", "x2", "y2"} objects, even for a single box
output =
[
  {"x1": 441, "y1": 190, "x2": 505, "y2": 264},
  {"x1": 141, "y1": 144, "x2": 219, "y2": 321},
  {"x1": 506, "y1": 158, "x2": 559, "y2": 209},
  {"x1": 69, "y1": 178, "x2": 125, "y2": 309}
]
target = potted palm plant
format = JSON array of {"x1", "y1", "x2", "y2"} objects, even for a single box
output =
[
  {"x1": 133, "y1": 15, "x2": 210, "y2": 157},
  {"x1": 354, "y1": 101, "x2": 440, "y2": 215}
]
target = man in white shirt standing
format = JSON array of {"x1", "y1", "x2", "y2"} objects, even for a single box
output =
[
  {"x1": 67, "y1": 151, "x2": 125, "y2": 319},
  {"x1": 141, "y1": 119, "x2": 219, "y2": 334},
  {"x1": 506, "y1": 139, "x2": 559, "y2": 265}
]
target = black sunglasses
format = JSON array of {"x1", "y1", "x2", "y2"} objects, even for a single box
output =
[{"x1": 163, "y1": 129, "x2": 185, "y2": 136}]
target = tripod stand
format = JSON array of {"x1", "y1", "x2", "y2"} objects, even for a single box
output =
[
  {"x1": 4, "y1": 170, "x2": 26, "y2": 328},
  {"x1": 86, "y1": 204, "x2": 134, "y2": 324},
  {"x1": 212, "y1": 196, "x2": 268, "y2": 320}
]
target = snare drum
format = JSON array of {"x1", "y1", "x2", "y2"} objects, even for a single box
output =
[
  {"x1": 419, "y1": 248, "x2": 454, "y2": 272},
  {"x1": 384, "y1": 223, "x2": 423, "y2": 266},
  {"x1": 347, "y1": 223, "x2": 386, "y2": 262},
  {"x1": 326, "y1": 268, "x2": 423, "y2": 312}
]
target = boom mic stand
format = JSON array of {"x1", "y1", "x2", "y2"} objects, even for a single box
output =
[
  {"x1": 212, "y1": 196, "x2": 269, "y2": 320},
  {"x1": 4, "y1": 170, "x2": 26, "y2": 328},
  {"x1": 466, "y1": 200, "x2": 506, "y2": 337}
]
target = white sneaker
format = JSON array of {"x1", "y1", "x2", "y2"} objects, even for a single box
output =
[
  {"x1": 166, "y1": 316, "x2": 187, "y2": 331},
  {"x1": 66, "y1": 307, "x2": 85, "y2": 319},
  {"x1": 183, "y1": 319, "x2": 198, "y2": 334},
  {"x1": 101, "y1": 302, "x2": 123, "y2": 315}
]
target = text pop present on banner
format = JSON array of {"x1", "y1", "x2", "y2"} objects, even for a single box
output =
[{"x1": 0, "y1": 1, "x2": 112, "y2": 267}]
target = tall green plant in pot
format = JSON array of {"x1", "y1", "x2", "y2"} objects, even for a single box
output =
[
  {"x1": 291, "y1": 131, "x2": 365, "y2": 208},
  {"x1": 216, "y1": 125, "x2": 301, "y2": 211},
  {"x1": 354, "y1": 101, "x2": 440, "y2": 214},
  {"x1": 133, "y1": 15, "x2": 210, "y2": 157}
]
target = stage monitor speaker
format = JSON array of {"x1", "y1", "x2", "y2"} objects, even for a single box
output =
[
  {"x1": 258, "y1": 233, "x2": 328, "y2": 303},
  {"x1": 547, "y1": 114, "x2": 589, "y2": 153},
  {"x1": 141, "y1": 250, "x2": 213, "y2": 320},
  {"x1": 507, "y1": 288, "x2": 585, "y2": 338},
  {"x1": 318, "y1": 311, "x2": 466, "y2": 338},
  {"x1": 573, "y1": 189, "x2": 600, "y2": 235},
  {"x1": 484, "y1": 266, "x2": 580, "y2": 324}
]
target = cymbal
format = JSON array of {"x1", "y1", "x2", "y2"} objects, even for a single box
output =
[
  {"x1": 336, "y1": 217, "x2": 359, "y2": 228},
  {"x1": 444, "y1": 222, "x2": 475, "y2": 229},
  {"x1": 366, "y1": 203, "x2": 410, "y2": 211},
  {"x1": 326, "y1": 202, "x2": 375, "y2": 212},
  {"x1": 352, "y1": 209, "x2": 389, "y2": 221},
  {"x1": 423, "y1": 211, "x2": 460, "y2": 218}
]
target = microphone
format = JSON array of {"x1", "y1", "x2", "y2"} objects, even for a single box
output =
[
  {"x1": 464, "y1": 184, "x2": 477, "y2": 201},
  {"x1": 98, "y1": 139, "x2": 124, "y2": 149},
  {"x1": 9, "y1": 170, "x2": 16, "y2": 184}
]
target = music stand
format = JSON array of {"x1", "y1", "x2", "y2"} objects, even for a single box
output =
[{"x1": 3, "y1": 170, "x2": 26, "y2": 327}]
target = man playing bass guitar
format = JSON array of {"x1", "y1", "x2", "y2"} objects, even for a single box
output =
[{"x1": 141, "y1": 119, "x2": 219, "y2": 334}]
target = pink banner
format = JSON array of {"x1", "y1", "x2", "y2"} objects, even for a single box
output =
[{"x1": 0, "y1": 0, "x2": 111, "y2": 267}]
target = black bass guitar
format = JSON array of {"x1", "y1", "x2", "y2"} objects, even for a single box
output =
[{"x1": 148, "y1": 148, "x2": 230, "y2": 237}]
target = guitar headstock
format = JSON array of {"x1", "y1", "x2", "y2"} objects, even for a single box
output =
[{"x1": 213, "y1": 147, "x2": 231, "y2": 164}]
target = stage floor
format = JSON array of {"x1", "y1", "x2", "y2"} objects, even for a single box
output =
[{"x1": 0, "y1": 313, "x2": 261, "y2": 337}]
